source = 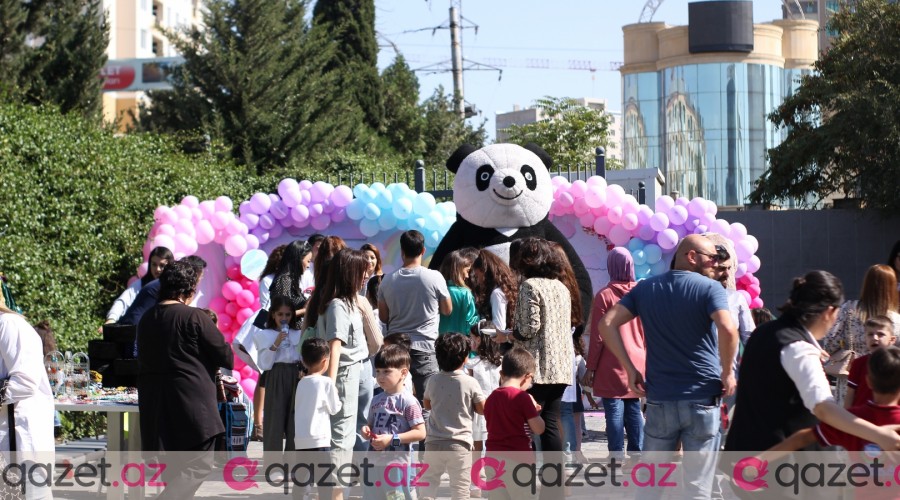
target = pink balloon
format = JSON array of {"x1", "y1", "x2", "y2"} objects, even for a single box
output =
[
  {"x1": 173, "y1": 205, "x2": 192, "y2": 221},
  {"x1": 668, "y1": 205, "x2": 688, "y2": 226},
  {"x1": 747, "y1": 255, "x2": 761, "y2": 273},
  {"x1": 656, "y1": 195, "x2": 675, "y2": 212},
  {"x1": 240, "y1": 379, "x2": 257, "y2": 399},
  {"x1": 235, "y1": 289, "x2": 254, "y2": 308},
  {"x1": 578, "y1": 213, "x2": 597, "y2": 228},
  {"x1": 657, "y1": 228, "x2": 679, "y2": 250},
  {"x1": 195, "y1": 220, "x2": 215, "y2": 245},
  {"x1": 218, "y1": 314, "x2": 233, "y2": 331},
  {"x1": 750, "y1": 297, "x2": 764, "y2": 309},
  {"x1": 214, "y1": 196, "x2": 233, "y2": 213},
  {"x1": 221, "y1": 281, "x2": 243, "y2": 301},
  {"x1": 593, "y1": 217, "x2": 613, "y2": 236},
  {"x1": 249, "y1": 193, "x2": 272, "y2": 215},
  {"x1": 607, "y1": 206, "x2": 623, "y2": 224},
  {"x1": 224, "y1": 234, "x2": 248, "y2": 256},
  {"x1": 236, "y1": 306, "x2": 255, "y2": 325},
  {"x1": 208, "y1": 297, "x2": 228, "y2": 314},
  {"x1": 622, "y1": 213, "x2": 639, "y2": 231},
  {"x1": 584, "y1": 187, "x2": 607, "y2": 209},
  {"x1": 239, "y1": 213, "x2": 259, "y2": 230},
  {"x1": 649, "y1": 213, "x2": 669, "y2": 232},
  {"x1": 688, "y1": 197, "x2": 707, "y2": 218},
  {"x1": 332, "y1": 185, "x2": 354, "y2": 208},
  {"x1": 245, "y1": 234, "x2": 260, "y2": 251},
  {"x1": 240, "y1": 366, "x2": 254, "y2": 379},
  {"x1": 152, "y1": 234, "x2": 175, "y2": 252},
  {"x1": 225, "y1": 302, "x2": 238, "y2": 317},
  {"x1": 156, "y1": 224, "x2": 176, "y2": 237},
  {"x1": 174, "y1": 233, "x2": 197, "y2": 256},
  {"x1": 608, "y1": 224, "x2": 631, "y2": 246}
]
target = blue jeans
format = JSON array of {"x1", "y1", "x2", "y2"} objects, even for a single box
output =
[
  {"x1": 560, "y1": 402, "x2": 577, "y2": 454},
  {"x1": 354, "y1": 358, "x2": 374, "y2": 452},
  {"x1": 637, "y1": 398, "x2": 721, "y2": 500},
  {"x1": 602, "y1": 398, "x2": 644, "y2": 456}
]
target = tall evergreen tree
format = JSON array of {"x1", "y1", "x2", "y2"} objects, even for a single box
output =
[
  {"x1": 0, "y1": 0, "x2": 108, "y2": 118},
  {"x1": 143, "y1": 0, "x2": 363, "y2": 174},
  {"x1": 313, "y1": 0, "x2": 383, "y2": 130},
  {"x1": 380, "y1": 55, "x2": 423, "y2": 155}
]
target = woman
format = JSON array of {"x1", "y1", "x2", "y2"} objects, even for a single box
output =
[
  {"x1": 311, "y1": 249, "x2": 368, "y2": 499},
  {"x1": 137, "y1": 260, "x2": 233, "y2": 497},
  {"x1": 361, "y1": 243, "x2": 383, "y2": 307},
  {"x1": 498, "y1": 237, "x2": 572, "y2": 455},
  {"x1": 889, "y1": 240, "x2": 900, "y2": 302},
  {"x1": 725, "y1": 270, "x2": 900, "y2": 454},
  {"x1": 258, "y1": 244, "x2": 287, "y2": 312},
  {"x1": 104, "y1": 246, "x2": 173, "y2": 325},
  {"x1": 468, "y1": 249, "x2": 518, "y2": 332},
  {"x1": 585, "y1": 247, "x2": 645, "y2": 458},
  {"x1": 270, "y1": 240, "x2": 314, "y2": 329},
  {"x1": 0, "y1": 306, "x2": 54, "y2": 500},
  {"x1": 822, "y1": 264, "x2": 900, "y2": 404}
]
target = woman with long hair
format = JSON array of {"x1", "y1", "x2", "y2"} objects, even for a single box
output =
[
  {"x1": 104, "y1": 246, "x2": 174, "y2": 325},
  {"x1": 725, "y1": 270, "x2": 900, "y2": 454},
  {"x1": 361, "y1": 243, "x2": 383, "y2": 308},
  {"x1": 270, "y1": 240, "x2": 314, "y2": 329},
  {"x1": 585, "y1": 248, "x2": 645, "y2": 458},
  {"x1": 548, "y1": 242, "x2": 583, "y2": 329},
  {"x1": 822, "y1": 264, "x2": 900, "y2": 405},
  {"x1": 501, "y1": 237, "x2": 573, "y2": 458},
  {"x1": 312, "y1": 249, "x2": 369, "y2": 499},
  {"x1": 467, "y1": 250, "x2": 518, "y2": 332}
]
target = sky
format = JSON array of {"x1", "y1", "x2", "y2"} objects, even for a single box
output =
[{"x1": 374, "y1": 0, "x2": 785, "y2": 142}]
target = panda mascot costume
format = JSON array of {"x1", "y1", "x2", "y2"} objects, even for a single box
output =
[{"x1": 429, "y1": 142, "x2": 592, "y2": 320}]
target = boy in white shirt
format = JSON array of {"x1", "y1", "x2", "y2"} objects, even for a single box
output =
[{"x1": 294, "y1": 338, "x2": 342, "y2": 451}]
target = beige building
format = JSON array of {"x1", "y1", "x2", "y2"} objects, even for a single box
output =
[
  {"x1": 620, "y1": 5, "x2": 818, "y2": 207},
  {"x1": 495, "y1": 97, "x2": 623, "y2": 163},
  {"x1": 101, "y1": 0, "x2": 203, "y2": 127}
]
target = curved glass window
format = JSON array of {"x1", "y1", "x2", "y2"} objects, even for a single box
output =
[{"x1": 623, "y1": 63, "x2": 814, "y2": 206}]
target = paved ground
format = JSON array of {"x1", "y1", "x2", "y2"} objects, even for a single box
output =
[{"x1": 52, "y1": 410, "x2": 740, "y2": 499}]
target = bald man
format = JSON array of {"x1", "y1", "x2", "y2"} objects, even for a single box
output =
[{"x1": 596, "y1": 234, "x2": 739, "y2": 499}]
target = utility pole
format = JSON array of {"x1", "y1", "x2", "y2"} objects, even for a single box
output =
[{"x1": 449, "y1": 6, "x2": 464, "y2": 117}]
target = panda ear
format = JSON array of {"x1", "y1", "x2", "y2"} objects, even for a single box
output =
[
  {"x1": 446, "y1": 144, "x2": 478, "y2": 174},
  {"x1": 523, "y1": 143, "x2": 553, "y2": 169}
]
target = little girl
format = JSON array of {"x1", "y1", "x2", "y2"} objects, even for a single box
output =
[
  {"x1": 253, "y1": 295, "x2": 302, "y2": 456},
  {"x1": 438, "y1": 250, "x2": 479, "y2": 335},
  {"x1": 561, "y1": 327, "x2": 588, "y2": 463},
  {"x1": 467, "y1": 323, "x2": 502, "y2": 452}
]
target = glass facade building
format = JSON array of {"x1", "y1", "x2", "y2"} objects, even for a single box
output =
[{"x1": 621, "y1": 18, "x2": 819, "y2": 207}]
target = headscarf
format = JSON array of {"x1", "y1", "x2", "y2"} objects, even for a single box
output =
[{"x1": 607, "y1": 247, "x2": 635, "y2": 283}]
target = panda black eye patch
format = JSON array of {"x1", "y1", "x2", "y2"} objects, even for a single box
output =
[
  {"x1": 521, "y1": 165, "x2": 537, "y2": 191},
  {"x1": 476, "y1": 165, "x2": 494, "y2": 191}
]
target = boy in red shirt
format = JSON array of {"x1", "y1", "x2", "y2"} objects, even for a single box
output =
[
  {"x1": 483, "y1": 348, "x2": 544, "y2": 500},
  {"x1": 845, "y1": 315, "x2": 896, "y2": 408}
]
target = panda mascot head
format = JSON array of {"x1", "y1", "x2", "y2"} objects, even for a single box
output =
[{"x1": 447, "y1": 143, "x2": 554, "y2": 229}]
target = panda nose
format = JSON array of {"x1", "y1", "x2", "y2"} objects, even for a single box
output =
[{"x1": 502, "y1": 176, "x2": 516, "y2": 188}]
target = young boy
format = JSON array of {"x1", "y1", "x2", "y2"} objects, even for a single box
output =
[
  {"x1": 845, "y1": 315, "x2": 896, "y2": 408},
  {"x1": 484, "y1": 347, "x2": 545, "y2": 453},
  {"x1": 419, "y1": 333, "x2": 486, "y2": 500},
  {"x1": 361, "y1": 344, "x2": 426, "y2": 500},
  {"x1": 766, "y1": 345, "x2": 900, "y2": 455},
  {"x1": 483, "y1": 348, "x2": 544, "y2": 500},
  {"x1": 294, "y1": 338, "x2": 342, "y2": 451}
]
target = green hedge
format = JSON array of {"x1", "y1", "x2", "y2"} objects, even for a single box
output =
[{"x1": 0, "y1": 104, "x2": 282, "y2": 351}]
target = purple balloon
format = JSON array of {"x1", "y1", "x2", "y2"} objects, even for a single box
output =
[
  {"x1": 657, "y1": 228, "x2": 679, "y2": 250},
  {"x1": 270, "y1": 200, "x2": 289, "y2": 220}
]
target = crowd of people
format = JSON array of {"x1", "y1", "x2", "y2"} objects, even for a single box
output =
[{"x1": 4, "y1": 227, "x2": 900, "y2": 499}]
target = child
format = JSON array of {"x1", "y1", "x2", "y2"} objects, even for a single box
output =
[
  {"x1": 383, "y1": 333, "x2": 414, "y2": 395},
  {"x1": 467, "y1": 324, "x2": 502, "y2": 452},
  {"x1": 439, "y1": 251, "x2": 479, "y2": 336},
  {"x1": 560, "y1": 328, "x2": 588, "y2": 463},
  {"x1": 484, "y1": 347, "x2": 544, "y2": 453},
  {"x1": 764, "y1": 345, "x2": 900, "y2": 457},
  {"x1": 253, "y1": 295, "x2": 302, "y2": 455},
  {"x1": 294, "y1": 338, "x2": 341, "y2": 500},
  {"x1": 420, "y1": 333, "x2": 486, "y2": 500},
  {"x1": 846, "y1": 315, "x2": 896, "y2": 408},
  {"x1": 361, "y1": 345, "x2": 426, "y2": 500}
]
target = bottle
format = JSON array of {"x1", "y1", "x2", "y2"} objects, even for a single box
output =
[{"x1": 279, "y1": 320, "x2": 289, "y2": 350}]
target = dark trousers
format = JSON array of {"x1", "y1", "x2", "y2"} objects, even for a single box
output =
[
  {"x1": 264, "y1": 362, "x2": 299, "y2": 454},
  {"x1": 528, "y1": 383, "x2": 568, "y2": 500},
  {"x1": 156, "y1": 435, "x2": 217, "y2": 499}
]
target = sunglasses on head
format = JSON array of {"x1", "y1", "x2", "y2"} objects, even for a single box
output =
[{"x1": 694, "y1": 245, "x2": 731, "y2": 263}]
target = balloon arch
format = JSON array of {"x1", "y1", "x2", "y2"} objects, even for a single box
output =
[{"x1": 139, "y1": 177, "x2": 763, "y2": 397}]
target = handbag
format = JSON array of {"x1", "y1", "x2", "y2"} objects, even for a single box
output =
[
  {"x1": 824, "y1": 340, "x2": 856, "y2": 377},
  {"x1": 356, "y1": 298, "x2": 384, "y2": 357}
]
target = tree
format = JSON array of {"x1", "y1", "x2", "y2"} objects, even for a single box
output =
[
  {"x1": 750, "y1": 0, "x2": 900, "y2": 211},
  {"x1": 313, "y1": 0, "x2": 383, "y2": 130},
  {"x1": 0, "y1": 0, "x2": 108, "y2": 118},
  {"x1": 419, "y1": 86, "x2": 487, "y2": 168},
  {"x1": 380, "y1": 55, "x2": 424, "y2": 156},
  {"x1": 503, "y1": 96, "x2": 617, "y2": 168},
  {"x1": 140, "y1": 0, "x2": 364, "y2": 175}
]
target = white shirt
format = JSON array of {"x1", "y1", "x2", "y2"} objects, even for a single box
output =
[
  {"x1": 0, "y1": 313, "x2": 55, "y2": 457},
  {"x1": 258, "y1": 274, "x2": 275, "y2": 311},
  {"x1": 467, "y1": 355, "x2": 500, "y2": 397},
  {"x1": 489, "y1": 288, "x2": 509, "y2": 331},
  {"x1": 780, "y1": 329, "x2": 835, "y2": 411},
  {"x1": 253, "y1": 327, "x2": 302, "y2": 370},
  {"x1": 562, "y1": 355, "x2": 587, "y2": 403},
  {"x1": 106, "y1": 279, "x2": 142, "y2": 322},
  {"x1": 299, "y1": 267, "x2": 315, "y2": 294},
  {"x1": 294, "y1": 374, "x2": 342, "y2": 449}
]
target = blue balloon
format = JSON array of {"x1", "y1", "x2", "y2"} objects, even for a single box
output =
[
  {"x1": 627, "y1": 237, "x2": 644, "y2": 252},
  {"x1": 632, "y1": 249, "x2": 647, "y2": 266},
  {"x1": 635, "y1": 263, "x2": 651, "y2": 278},
  {"x1": 374, "y1": 189, "x2": 394, "y2": 209},
  {"x1": 378, "y1": 211, "x2": 398, "y2": 231},
  {"x1": 360, "y1": 218, "x2": 380, "y2": 237},
  {"x1": 363, "y1": 202, "x2": 381, "y2": 220},
  {"x1": 644, "y1": 244, "x2": 663, "y2": 264},
  {"x1": 346, "y1": 199, "x2": 365, "y2": 220}
]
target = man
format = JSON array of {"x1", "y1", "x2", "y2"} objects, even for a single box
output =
[
  {"x1": 596, "y1": 234, "x2": 739, "y2": 499},
  {"x1": 378, "y1": 230, "x2": 452, "y2": 407}
]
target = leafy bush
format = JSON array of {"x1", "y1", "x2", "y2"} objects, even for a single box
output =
[{"x1": 0, "y1": 104, "x2": 280, "y2": 351}]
